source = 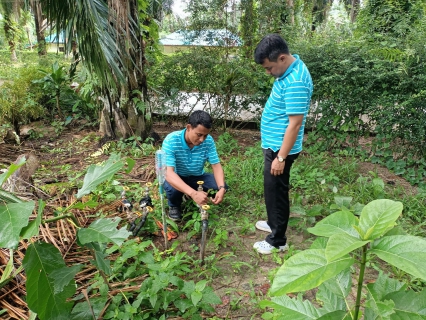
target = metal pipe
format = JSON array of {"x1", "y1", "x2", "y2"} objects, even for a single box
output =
[
  {"x1": 156, "y1": 149, "x2": 168, "y2": 249},
  {"x1": 200, "y1": 204, "x2": 210, "y2": 263}
]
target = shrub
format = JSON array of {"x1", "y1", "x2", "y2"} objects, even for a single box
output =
[{"x1": 0, "y1": 67, "x2": 45, "y2": 134}]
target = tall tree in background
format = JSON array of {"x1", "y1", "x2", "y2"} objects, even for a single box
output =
[
  {"x1": 20, "y1": 8, "x2": 33, "y2": 50},
  {"x1": 41, "y1": 0, "x2": 153, "y2": 140},
  {"x1": 187, "y1": 0, "x2": 239, "y2": 30},
  {"x1": 239, "y1": 0, "x2": 257, "y2": 57},
  {"x1": 0, "y1": 0, "x2": 23, "y2": 61},
  {"x1": 349, "y1": 0, "x2": 360, "y2": 22},
  {"x1": 308, "y1": 0, "x2": 331, "y2": 31},
  {"x1": 29, "y1": 0, "x2": 47, "y2": 56}
]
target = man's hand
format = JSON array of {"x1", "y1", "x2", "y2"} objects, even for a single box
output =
[
  {"x1": 191, "y1": 190, "x2": 209, "y2": 206},
  {"x1": 211, "y1": 188, "x2": 225, "y2": 205},
  {"x1": 270, "y1": 158, "x2": 285, "y2": 176}
]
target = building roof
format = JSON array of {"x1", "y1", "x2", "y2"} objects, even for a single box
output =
[
  {"x1": 160, "y1": 29, "x2": 241, "y2": 47},
  {"x1": 45, "y1": 33, "x2": 65, "y2": 43}
]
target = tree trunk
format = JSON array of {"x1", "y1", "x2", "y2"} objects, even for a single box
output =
[
  {"x1": 286, "y1": 0, "x2": 294, "y2": 25},
  {"x1": 350, "y1": 0, "x2": 360, "y2": 23},
  {"x1": 30, "y1": 0, "x2": 47, "y2": 56},
  {"x1": 240, "y1": 0, "x2": 257, "y2": 58},
  {"x1": 100, "y1": 0, "x2": 152, "y2": 141},
  {"x1": 26, "y1": 28, "x2": 33, "y2": 51}
]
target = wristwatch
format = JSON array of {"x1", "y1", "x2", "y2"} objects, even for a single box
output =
[
  {"x1": 218, "y1": 185, "x2": 226, "y2": 193},
  {"x1": 277, "y1": 156, "x2": 286, "y2": 163}
]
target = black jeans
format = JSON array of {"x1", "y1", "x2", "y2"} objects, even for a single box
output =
[{"x1": 263, "y1": 148, "x2": 299, "y2": 247}]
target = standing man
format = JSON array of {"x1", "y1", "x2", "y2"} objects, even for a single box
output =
[
  {"x1": 253, "y1": 34, "x2": 313, "y2": 254},
  {"x1": 162, "y1": 110, "x2": 227, "y2": 221}
]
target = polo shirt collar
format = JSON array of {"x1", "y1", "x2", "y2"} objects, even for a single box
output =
[
  {"x1": 278, "y1": 54, "x2": 300, "y2": 80},
  {"x1": 180, "y1": 128, "x2": 191, "y2": 151},
  {"x1": 180, "y1": 128, "x2": 201, "y2": 151}
]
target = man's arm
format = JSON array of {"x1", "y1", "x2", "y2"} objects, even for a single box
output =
[
  {"x1": 211, "y1": 163, "x2": 226, "y2": 204},
  {"x1": 270, "y1": 114, "x2": 304, "y2": 176},
  {"x1": 165, "y1": 166, "x2": 209, "y2": 206}
]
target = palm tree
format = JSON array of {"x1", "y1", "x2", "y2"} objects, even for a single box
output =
[{"x1": 40, "y1": 0, "x2": 152, "y2": 140}]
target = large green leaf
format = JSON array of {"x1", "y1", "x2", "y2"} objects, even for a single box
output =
[
  {"x1": 317, "y1": 269, "x2": 352, "y2": 309},
  {"x1": 308, "y1": 211, "x2": 359, "y2": 238},
  {"x1": 174, "y1": 299, "x2": 193, "y2": 313},
  {"x1": 364, "y1": 298, "x2": 395, "y2": 319},
  {"x1": 76, "y1": 154, "x2": 124, "y2": 199},
  {"x1": 365, "y1": 273, "x2": 407, "y2": 320},
  {"x1": 0, "y1": 189, "x2": 24, "y2": 203},
  {"x1": 357, "y1": 199, "x2": 403, "y2": 240},
  {"x1": 367, "y1": 272, "x2": 407, "y2": 301},
  {"x1": 70, "y1": 297, "x2": 108, "y2": 320},
  {"x1": 77, "y1": 218, "x2": 131, "y2": 246},
  {"x1": 370, "y1": 235, "x2": 426, "y2": 280},
  {"x1": 310, "y1": 237, "x2": 328, "y2": 249},
  {"x1": 260, "y1": 295, "x2": 324, "y2": 319},
  {"x1": 270, "y1": 249, "x2": 354, "y2": 296},
  {"x1": 22, "y1": 242, "x2": 75, "y2": 320},
  {"x1": 201, "y1": 286, "x2": 221, "y2": 305},
  {"x1": 49, "y1": 265, "x2": 83, "y2": 294},
  {"x1": 317, "y1": 310, "x2": 351, "y2": 320},
  {"x1": 0, "y1": 201, "x2": 35, "y2": 249},
  {"x1": 386, "y1": 289, "x2": 426, "y2": 319},
  {"x1": 325, "y1": 233, "x2": 369, "y2": 261},
  {"x1": 316, "y1": 283, "x2": 346, "y2": 313},
  {"x1": 84, "y1": 242, "x2": 112, "y2": 275},
  {"x1": 21, "y1": 200, "x2": 45, "y2": 240},
  {"x1": 191, "y1": 290, "x2": 203, "y2": 306},
  {"x1": 91, "y1": 247, "x2": 112, "y2": 275}
]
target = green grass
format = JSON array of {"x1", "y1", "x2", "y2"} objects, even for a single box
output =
[{"x1": 0, "y1": 50, "x2": 71, "y2": 80}]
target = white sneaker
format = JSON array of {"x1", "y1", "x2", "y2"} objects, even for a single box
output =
[
  {"x1": 255, "y1": 221, "x2": 272, "y2": 233},
  {"x1": 253, "y1": 241, "x2": 288, "y2": 255}
]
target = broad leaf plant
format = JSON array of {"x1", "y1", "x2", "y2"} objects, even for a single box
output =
[{"x1": 261, "y1": 199, "x2": 426, "y2": 319}]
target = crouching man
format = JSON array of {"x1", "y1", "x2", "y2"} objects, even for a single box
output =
[{"x1": 162, "y1": 110, "x2": 228, "y2": 221}]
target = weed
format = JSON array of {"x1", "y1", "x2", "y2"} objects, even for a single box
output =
[{"x1": 216, "y1": 132, "x2": 240, "y2": 156}]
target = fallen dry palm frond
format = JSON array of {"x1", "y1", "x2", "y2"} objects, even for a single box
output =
[{"x1": 1, "y1": 159, "x2": 158, "y2": 319}]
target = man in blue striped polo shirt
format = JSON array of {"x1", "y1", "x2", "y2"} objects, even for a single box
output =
[
  {"x1": 253, "y1": 34, "x2": 313, "y2": 254},
  {"x1": 162, "y1": 110, "x2": 227, "y2": 221}
]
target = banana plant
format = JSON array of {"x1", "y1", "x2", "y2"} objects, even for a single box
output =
[
  {"x1": 33, "y1": 61, "x2": 71, "y2": 118},
  {"x1": 261, "y1": 199, "x2": 426, "y2": 319}
]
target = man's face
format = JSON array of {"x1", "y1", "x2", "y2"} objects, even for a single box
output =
[
  {"x1": 185, "y1": 124, "x2": 210, "y2": 147},
  {"x1": 261, "y1": 55, "x2": 288, "y2": 78}
]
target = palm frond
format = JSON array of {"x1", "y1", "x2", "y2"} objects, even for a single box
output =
[{"x1": 41, "y1": 0, "x2": 125, "y2": 87}]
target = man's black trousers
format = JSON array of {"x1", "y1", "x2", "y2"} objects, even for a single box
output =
[{"x1": 263, "y1": 148, "x2": 299, "y2": 247}]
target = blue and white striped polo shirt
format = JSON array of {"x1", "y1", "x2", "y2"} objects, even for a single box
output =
[
  {"x1": 162, "y1": 129, "x2": 220, "y2": 177},
  {"x1": 261, "y1": 54, "x2": 313, "y2": 154}
]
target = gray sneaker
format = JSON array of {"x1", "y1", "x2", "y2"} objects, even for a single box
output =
[
  {"x1": 255, "y1": 220, "x2": 272, "y2": 233},
  {"x1": 168, "y1": 206, "x2": 182, "y2": 221}
]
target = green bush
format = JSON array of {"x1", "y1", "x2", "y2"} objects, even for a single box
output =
[
  {"x1": 148, "y1": 47, "x2": 268, "y2": 127},
  {"x1": 295, "y1": 35, "x2": 426, "y2": 186},
  {"x1": 0, "y1": 67, "x2": 45, "y2": 134},
  {"x1": 0, "y1": 50, "x2": 69, "y2": 80}
]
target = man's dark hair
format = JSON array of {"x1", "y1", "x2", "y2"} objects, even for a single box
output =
[
  {"x1": 188, "y1": 110, "x2": 212, "y2": 129},
  {"x1": 254, "y1": 34, "x2": 290, "y2": 64}
]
